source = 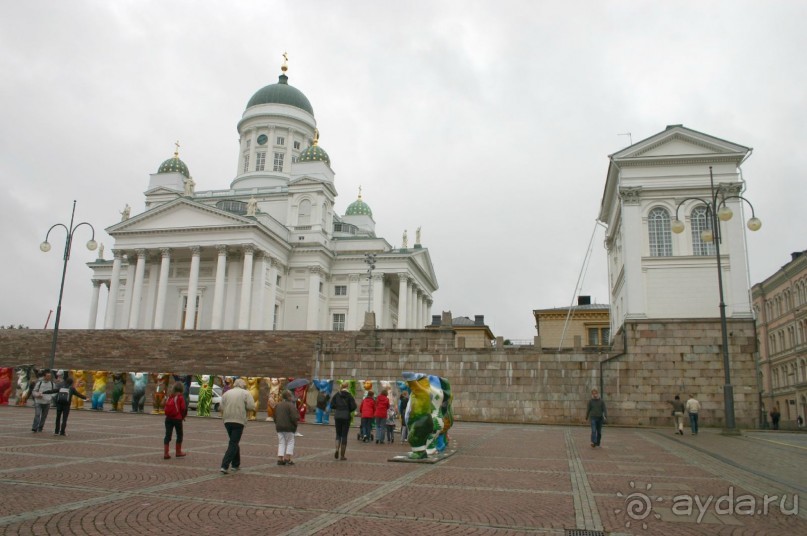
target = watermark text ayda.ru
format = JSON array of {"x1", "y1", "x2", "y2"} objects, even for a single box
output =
[{"x1": 672, "y1": 486, "x2": 799, "y2": 523}]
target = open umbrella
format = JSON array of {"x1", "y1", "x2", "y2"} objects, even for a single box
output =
[{"x1": 286, "y1": 378, "x2": 309, "y2": 390}]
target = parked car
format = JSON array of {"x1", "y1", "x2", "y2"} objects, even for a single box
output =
[{"x1": 189, "y1": 382, "x2": 223, "y2": 412}]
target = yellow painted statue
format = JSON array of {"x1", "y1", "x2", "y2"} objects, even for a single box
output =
[
  {"x1": 91, "y1": 371, "x2": 110, "y2": 410},
  {"x1": 151, "y1": 373, "x2": 171, "y2": 414},
  {"x1": 71, "y1": 370, "x2": 90, "y2": 410},
  {"x1": 265, "y1": 377, "x2": 282, "y2": 421},
  {"x1": 246, "y1": 377, "x2": 260, "y2": 420}
]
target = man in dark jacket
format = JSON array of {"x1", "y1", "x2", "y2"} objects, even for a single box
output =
[
  {"x1": 330, "y1": 383, "x2": 357, "y2": 460},
  {"x1": 49, "y1": 376, "x2": 88, "y2": 436},
  {"x1": 585, "y1": 389, "x2": 607, "y2": 448}
]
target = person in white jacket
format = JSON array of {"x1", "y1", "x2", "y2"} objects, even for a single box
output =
[
  {"x1": 219, "y1": 378, "x2": 255, "y2": 474},
  {"x1": 31, "y1": 370, "x2": 56, "y2": 432}
]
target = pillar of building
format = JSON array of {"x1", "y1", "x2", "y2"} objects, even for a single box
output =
[
  {"x1": 397, "y1": 274, "x2": 409, "y2": 329},
  {"x1": 348, "y1": 274, "x2": 360, "y2": 330},
  {"x1": 184, "y1": 246, "x2": 201, "y2": 330},
  {"x1": 88, "y1": 280, "x2": 101, "y2": 329},
  {"x1": 153, "y1": 248, "x2": 171, "y2": 329},
  {"x1": 120, "y1": 257, "x2": 136, "y2": 328},
  {"x1": 620, "y1": 189, "x2": 646, "y2": 318},
  {"x1": 372, "y1": 273, "x2": 384, "y2": 327},
  {"x1": 104, "y1": 250, "x2": 123, "y2": 328},
  {"x1": 251, "y1": 251, "x2": 268, "y2": 329},
  {"x1": 307, "y1": 266, "x2": 322, "y2": 329},
  {"x1": 266, "y1": 258, "x2": 279, "y2": 331},
  {"x1": 211, "y1": 245, "x2": 227, "y2": 329},
  {"x1": 224, "y1": 253, "x2": 240, "y2": 329},
  {"x1": 128, "y1": 249, "x2": 147, "y2": 328},
  {"x1": 409, "y1": 283, "x2": 418, "y2": 328},
  {"x1": 238, "y1": 245, "x2": 255, "y2": 329}
]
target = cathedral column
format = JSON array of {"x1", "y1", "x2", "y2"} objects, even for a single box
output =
[
  {"x1": 266, "y1": 258, "x2": 279, "y2": 330},
  {"x1": 153, "y1": 248, "x2": 171, "y2": 329},
  {"x1": 238, "y1": 245, "x2": 255, "y2": 329},
  {"x1": 426, "y1": 298, "x2": 433, "y2": 325},
  {"x1": 421, "y1": 295, "x2": 428, "y2": 329},
  {"x1": 251, "y1": 251, "x2": 268, "y2": 329},
  {"x1": 307, "y1": 266, "x2": 322, "y2": 329},
  {"x1": 285, "y1": 127, "x2": 295, "y2": 172},
  {"x1": 120, "y1": 256, "x2": 136, "y2": 327},
  {"x1": 347, "y1": 274, "x2": 360, "y2": 330},
  {"x1": 184, "y1": 246, "x2": 201, "y2": 330},
  {"x1": 408, "y1": 283, "x2": 418, "y2": 328},
  {"x1": 620, "y1": 188, "x2": 646, "y2": 318},
  {"x1": 211, "y1": 245, "x2": 227, "y2": 329},
  {"x1": 397, "y1": 274, "x2": 409, "y2": 329},
  {"x1": 373, "y1": 273, "x2": 384, "y2": 327},
  {"x1": 88, "y1": 280, "x2": 101, "y2": 328},
  {"x1": 104, "y1": 250, "x2": 123, "y2": 328},
  {"x1": 128, "y1": 249, "x2": 147, "y2": 328},
  {"x1": 224, "y1": 253, "x2": 240, "y2": 329}
]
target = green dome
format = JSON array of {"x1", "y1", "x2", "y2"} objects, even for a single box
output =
[
  {"x1": 298, "y1": 144, "x2": 330, "y2": 165},
  {"x1": 157, "y1": 155, "x2": 190, "y2": 178},
  {"x1": 246, "y1": 74, "x2": 314, "y2": 115},
  {"x1": 346, "y1": 198, "x2": 372, "y2": 217}
]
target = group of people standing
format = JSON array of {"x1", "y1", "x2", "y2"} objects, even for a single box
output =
[
  {"x1": 358, "y1": 388, "x2": 400, "y2": 444},
  {"x1": 30, "y1": 369, "x2": 88, "y2": 436}
]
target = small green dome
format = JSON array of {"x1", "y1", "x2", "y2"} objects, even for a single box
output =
[
  {"x1": 157, "y1": 155, "x2": 190, "y2": 178},
  {"x1": 246, "y1": 74, "x2": 314, "y2": 115},
  {"x1": 346, "y1": 198, "x2": 372, "y2": 217},
  {"x1": 298, "y1": 144, "x2": 330, "y2": 165}
]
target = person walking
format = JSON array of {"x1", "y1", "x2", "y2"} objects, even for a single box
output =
[
  {"x1": 374, "y1": 389, "x2": 391, "y2": 444},
  {"x1": 31, "y1": 370, "x2": 56, "y2": 433},
  {"x1": 668, "y1": 395, "x2": 686, "y2": 435},
  {"x1": 274, "y1": 390, "x2": 300, "y2": 465},
  {"x1": 385, "y1": 404, "x2": 397, "y2": 444},
  {"x1": 770, "y1": 403, "x2": 781, "y2": 430},
  {"x1": 399, "y1": 390, "x2": 410, "y2": 442},
  {"x1": 163, "y1": 381, "x2": 188, "y2": 459},
  {"x1": 330, "y1": 383, "x2": 357, "y2": 461},
  {"x1": 50, "y1": 376, "x2": 87, "y2": 436},
  {"x1": 686, "y1": 394, "x2": 701, "y2": 435},
  {"x1": 359, "y1": 390, "x2": 376, "y2": 442},
  {"x1": 219, "y1": 378, "x2": 255, "y2": 474},
  {"x1": 585, "y1": 388, "x2": 607, "y2": 448}
]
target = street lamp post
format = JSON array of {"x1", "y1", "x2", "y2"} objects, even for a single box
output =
[
  {"x1": 672, "y1": 166, "x2": 761, "y2": 432},
  {"x1": 364, "y1": 253, "x2": 376, "y2": 313},
  {"x1": 40, "y1": 200, "x2": 97, "y2": 371}
]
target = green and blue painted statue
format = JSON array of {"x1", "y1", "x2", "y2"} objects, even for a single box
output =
[
  {"x1": 402, "y1": 372, "x2": 453, "y2": 459},
  {"x1": 195, "y1": 374, "x2": 214, "y2": 417}
]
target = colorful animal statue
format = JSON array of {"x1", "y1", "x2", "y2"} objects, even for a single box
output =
[
  {"x1": 91, "y1": 371, "x2": 110, "y2": 410},
  {"x1": 290, "y1": 378, "x2": 310, "y2": 422},
  {"x1": 246, "y1": 377, "x2": 260, "y2": 420},
  {"x1": 221, "y1": 376, "x2": 234, "y2": 394},
  {"x1": 0, "y1": 367, "x2": 12, "y2": 405},
  {"x1": 111, "y1": 373, "x2": 126, "y2": 411},
  {"x1": 15, "y1": 365, "x2": 35, "y2": 406},
  {"x1": 195, "y1": 374, "x2": 214, "y2": 417},
  {"x1": 312, "y1": 379, "x2": 334, "y2": 424},
  {"x1": 151, "y1": 373, "x2": 171, "y2": 414},
  {"x1": 130, "y1": 372, "x2": 148, "y2": 413},
  {"x1": 402, "y1": 372, "x2": 454, "y2": 460},
  {"x1": 71, "y1": 370, "x2": 90, "y2": 410},
  {"x1": 265, "y1": 377, "x2": 281, "y2": 421}
]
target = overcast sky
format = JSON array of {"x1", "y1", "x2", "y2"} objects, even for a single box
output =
[{"x1": 1, "y1": 1, "x2": 804, "y2": 340}]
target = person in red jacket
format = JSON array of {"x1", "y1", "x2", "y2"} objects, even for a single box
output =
[
  {"x1": 374, "y1": 389, "x2": 391, "y2": 444},
  {"x1": 163, "y1": 381, "x2": 188, "y2": 459},
  {"x1": 359, "y1": 391, "x2": 375, "y2": 442}
]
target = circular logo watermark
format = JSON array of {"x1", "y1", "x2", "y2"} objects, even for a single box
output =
[{"x1": 614, "y1": 481, "x2": 663, "y2": 530}]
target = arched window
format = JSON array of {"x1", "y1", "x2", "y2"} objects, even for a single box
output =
[
  {"x1": 298, "y1": 199, "x2": 311, "y2": 225},
  {"x1": 648, "y1": 207, "x2": 672, "y2": 257},
  {"x1": 691, "y1": 206, "x2": 715, "y2": 256}
]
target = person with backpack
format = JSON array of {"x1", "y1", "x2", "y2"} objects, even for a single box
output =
[
  {"x1": 163, "y1": 381, "x2": 188, "y2": 459},
  {"x1": 330, "y1": 383, "x2": 357, "y2": 461},
  {"x1": 31, "y1": 370, "x2": 56, "y2": 432},
  {"x1": 374, "y1": 389, "x2": 391, "y2": 444},
  {"x1": 385, "y1": 404, "x2": 398, "y2": 444},
  {"x1": 49, "y1": 376, "x2": 87, "y2": 436}
]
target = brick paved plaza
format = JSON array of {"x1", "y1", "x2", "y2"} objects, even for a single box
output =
[{"x1": 0, "y1": 405, "x2": 804, "y2": 535}]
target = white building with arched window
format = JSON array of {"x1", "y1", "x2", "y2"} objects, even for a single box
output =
[
  {"x1": 86, "y1": 62, "x2": 438, "y2": 331},
  {"x1": 597, "y1": 125, "x2": 755, "y2": 336}
]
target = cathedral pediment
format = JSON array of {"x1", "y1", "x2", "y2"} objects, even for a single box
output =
[
  {"x1": 611, "y1": 125, "x2": 750, "y2": 163},
  {"x1": 106, "y1": 198, "x2": 254, "y2": 235}
]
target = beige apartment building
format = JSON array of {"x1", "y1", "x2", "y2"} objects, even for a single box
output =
[
  {"x1": 533, "y1": 296, "x2": 610, "y2": 349},
  {"x1": 752, "y1": 250, "x2": 807, "y2": 428}
]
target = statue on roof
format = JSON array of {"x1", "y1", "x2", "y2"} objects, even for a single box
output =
[
  {"x1": 120, "y1": 204, "x2": 131, "y2": 221},
  {"x1": 183, "y1": 176, "x2": 195, "y2": 197},
  {"x1": 402, "y1": 229, "x2": 408, "y2": 249},
  {"x1": 246, "y1": 196, "x2": 258, "y2": 216},
  {"x1": 98, "y1": 243, "x2": 104, "y2": 260},
  {"x1": 415, "y1": 226, "x2": 421, "y2": 245}
]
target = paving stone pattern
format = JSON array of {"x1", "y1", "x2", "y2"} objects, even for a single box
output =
[{"x1": 0, "y1": 406, "x2": 804, "y2": 535}]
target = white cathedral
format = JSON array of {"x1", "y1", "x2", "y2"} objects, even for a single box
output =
[{"x1": 87, "y1": 61, "x2": 438, "y2": 331}]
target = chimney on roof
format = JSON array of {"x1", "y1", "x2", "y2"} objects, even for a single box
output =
[
  {"x1": 431, "y1": 315, "x2": 441, "y2": 326},
  {"x1": 474, "y1": 315, "x2": 484, "y2": 326},
  {"x1": 577, "y1": 296, "x2": 591, "y2": 306},
  {"x1": 792, "y1": 251, "x2": 805, "y2": 262}
]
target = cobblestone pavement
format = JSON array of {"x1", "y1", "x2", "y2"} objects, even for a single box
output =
[{"x1": 0, "y1": 406, "x2": 804, "y2": 535}]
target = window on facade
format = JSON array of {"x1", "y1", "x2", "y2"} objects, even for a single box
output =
[
  {"x1": 588, "y1": 328, "x2": 599, "y2": 346},
  {"x1": 298, "y1": 199, "x2": 311, "y2": 225},
  {"x1": 691, "y1": 206, "x2": 715, "y2": 256},
  {"x1": 255, "y1": 152, "x2": 266, "y2": 171},
  {"x1": 648, "y1": 207, "x2": 672, "y2": 256},
  {"x1": 319, "y1": 282, "x2": 324, "y2": 294},
  {"x1": 242, "y1": 154, "x2": 250, "y2": 173},
  {"x1": 293, "y1": 140, "x2": 300, "y2": 150},
  {"x1": 602, "y1": 328, "x2": 610, "y2": 345},
  {"x1": 276, "y1": 136, "x2": 285, "y2": 146},
  {"x1": 335, "y1": 285, "x2": 347, "y2": 296},
  {"x1": 333, "y1": 313, "x2": 346, "y2": 331},
  {"x1": 276, "y1": 274, "x2": 282, "y2": 286},
  {"x1": 273, "y1": 152, "x2": 284, "y2": 172}
]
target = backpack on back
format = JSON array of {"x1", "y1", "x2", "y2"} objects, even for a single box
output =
[{"x1": 56, "y1": 388, "x2": 70, "y2": 405}]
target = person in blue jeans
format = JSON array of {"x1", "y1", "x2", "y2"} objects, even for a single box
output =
[
  {"x1": 585, "y1": 388, "x2": 607, "y2": 447},
  {"x1": 686, "y1": 394, "x2": 701, "y2": 435},
  {"x1": 219, "y1": 378, "x2": 255, "y2": 474}
]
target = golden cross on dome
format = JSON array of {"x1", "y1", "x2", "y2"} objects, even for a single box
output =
[
  {"x1": 281, "y1": 52, "x2": 289, "y2": 72},
  {"x1": 313, "y1": 128, "x2": 319, "y2": 146},
  {"x1": 358, "y1": 185, "x2": 362, "y2": 200},
  {"x1": 174, "y1": 140, "x2": 180, "y2": 158}
]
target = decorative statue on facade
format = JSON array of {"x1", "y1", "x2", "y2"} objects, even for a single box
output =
[
  {"x1": 402, "y1": 229, "x2": 408, "y2": 249},
  {"x1": 98, "y1": 242, "x2": 104, "y2": 260},
  {"x1": 183, "y1": 176, "x2": 195, "y2": 196},
  {"x1": 110, "y1": 373, "x2": 126, "y2": 411},
  {"x1": 91, "y1": 371, "x2": 110, "y2": 410},
  {"x1": 246, "y1": 196, "x2": 258, "y2": 216},
  {"x1": 15, "y1": 365, "x2": 35, "y2": 406},
  {"x1": 312, "y1": 379, "x2": 334, "y2": 424},
  {"x1": 71, "y1": 370, "x2": 90, "y2": 410},
  {"x1": 120, "y1": 204, "x2": 131, "y2": 221},
  {"x1": 246, "y1": 377, "x2": 260, "y2": 420},
  {"x1": 195, "y1": 374, "x2": 214, "y2": 417},
  {"x1": 130, "y1": 372, "x2": 148, "y2": 413},
  {"x1": 265, "y1": 377, "x2": 281, "y2": 421},
  {"x1": 415, "y1": 226, "x2": 421, "y2": 245},
  {"x1": 402, "y1": 372, "x2": 453, "y2": 460},
  {"x1": 0, "y1": 367, "x2": 12, "y2": 405},
  {"x1": 151, "y1": 373, "x2": 171, "y2": 414}
]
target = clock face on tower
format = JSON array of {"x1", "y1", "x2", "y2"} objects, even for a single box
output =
[{"x1": 257, "y1": 134, "x2": 268, "y2": 145}]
